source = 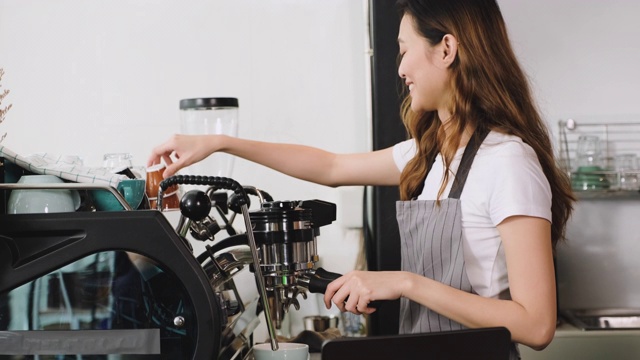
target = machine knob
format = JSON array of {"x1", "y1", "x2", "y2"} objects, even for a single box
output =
[
  {"x1": 180, "y1": 190, "x2": 212, "y2": 221},
  {"x1": 173, "y1": 316, "x2": 186, "y2": 327}
]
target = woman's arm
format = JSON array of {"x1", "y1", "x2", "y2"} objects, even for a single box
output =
[
  {"x1": 147, "y1": 134, "x2": 401, "y2": 186},
  {"x1": 324, "y1": 215, "x2": 556, "y2": 350}
]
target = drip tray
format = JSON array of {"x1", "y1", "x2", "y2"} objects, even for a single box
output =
[{"x1": 562, "y1": 309, "x2": 640, "y2": 330}]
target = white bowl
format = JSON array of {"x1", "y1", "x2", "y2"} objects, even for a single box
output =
[{"x1": 8, "y1": 175, "x2": 80, "y2": 214}]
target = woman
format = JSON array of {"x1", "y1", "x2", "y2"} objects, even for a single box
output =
[{"x1": 148, "y1": 0, "x2": 574, "y2": 356}]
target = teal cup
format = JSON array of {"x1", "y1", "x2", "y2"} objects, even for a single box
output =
[{"x1": 91, "y1": 179, "x2": 146, "y2": 211}]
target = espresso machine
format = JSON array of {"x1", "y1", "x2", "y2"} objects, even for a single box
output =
[{"x1": 0, "y1": 173, "x2": 343, "y2": 359}]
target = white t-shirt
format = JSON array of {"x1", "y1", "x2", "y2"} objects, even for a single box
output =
[{"x1": 392, "y1": 131, "x2": 552, "y2": 299}]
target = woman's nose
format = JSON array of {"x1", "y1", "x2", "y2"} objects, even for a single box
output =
[{"x1": 397, "y1": 59, "x2": 406, "y2": 79}]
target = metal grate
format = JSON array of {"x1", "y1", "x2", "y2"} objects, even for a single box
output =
[
  {"x1": 558, "y1": 116, "x2": 640, "y2": 195},
  {"x1": 558, "y1": 118, "x2": 640, "y2": 172}
]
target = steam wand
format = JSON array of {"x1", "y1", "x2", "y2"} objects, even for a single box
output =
[{"x1": 239, "y1": 202, "x2": 279, "y2": 351}]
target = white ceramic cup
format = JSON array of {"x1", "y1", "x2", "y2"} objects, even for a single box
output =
[
  {"x1": 7, "y1": 175, "x2": 81, "y2": 214},
  {"x1": 253, "y1": 343, "x2": 309, "y2": 360}
]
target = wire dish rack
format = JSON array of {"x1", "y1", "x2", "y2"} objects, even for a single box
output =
[{"x1": 558, "y1": 117, "x2": 640, "y2": 197}]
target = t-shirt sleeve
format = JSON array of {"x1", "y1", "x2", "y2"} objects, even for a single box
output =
[
  {"x1": 392, "y1": 139, "x2": 417, "y2": 172},
  {"x1": 487, "y1": 143, "x2": 553, "y2": 226}
]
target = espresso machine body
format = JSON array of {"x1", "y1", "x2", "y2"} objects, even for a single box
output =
[{"x1": 0, "y1": 174, "x2": 340, "y2": 359}]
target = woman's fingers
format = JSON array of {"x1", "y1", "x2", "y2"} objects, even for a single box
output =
[
  {"x1": 148, "y1": 138, "x2": 177, "y2": 167},
  {"x1": 147, "y1": 135, "x2": 196, "y2": 178},
  {"x1": 324, "y1": 276, "x2": 346, "y2": 309},
  {"x1": 324, "y1": 271, "x2": 380, "y2": 315}
]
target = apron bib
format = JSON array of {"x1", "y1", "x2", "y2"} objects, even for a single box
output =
[{"x1": 396, "y1": 129, "x2": 520, "y2": 359}]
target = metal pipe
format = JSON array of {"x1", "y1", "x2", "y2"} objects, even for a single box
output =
[
  {"x1": 240, "y1": 203, "x2": 279, "y2": 351},
  {"x1": 177, "y1": 216, "x2": 191, "y2": 238}
]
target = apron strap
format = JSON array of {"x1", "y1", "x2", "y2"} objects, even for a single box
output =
[
  {"x1": 412, "y1": 150, "x2": 438, "y2": 200},
  {"x1": 448, "y1": 128, "x2": 490, "y2": 199}
]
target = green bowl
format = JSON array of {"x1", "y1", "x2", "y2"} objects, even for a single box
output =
[
  {"x1": 572, "y1": 166, "x2": 610, "y2": 191},
  {"x1": 91, "y1": 179, "x2": 146, "y2": 211}
]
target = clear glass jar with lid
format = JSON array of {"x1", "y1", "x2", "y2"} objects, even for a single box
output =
[{"x1": 179, "y1": 97, "x2": 239, "y2": 177}]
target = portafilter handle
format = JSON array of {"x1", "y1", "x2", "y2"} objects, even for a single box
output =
[{"x1": 299, "y1": 268, "x2": 383, "y2": 309}]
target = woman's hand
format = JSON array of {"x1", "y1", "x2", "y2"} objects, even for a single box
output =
[
  {"x1": 147, "y1": 134, "x2": 222, "y2": 178},
  {"x1": 323, "y1": 271, "x2": 411, "y2": 315}
]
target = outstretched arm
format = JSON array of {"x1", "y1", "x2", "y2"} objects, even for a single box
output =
[{"x1": 147, "y1": 134, "x2": 401, "y2": 187}]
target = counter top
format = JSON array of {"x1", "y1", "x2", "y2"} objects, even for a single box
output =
[
  {"x1": 251, "y1": 324, "x2": 640, "y2": 360},
  {"x1": 553, "y1": 322, "x2": 640, "y2": 337},
  {"x1": 520, "y1": 322, "x2": 640, "y2": 360}
]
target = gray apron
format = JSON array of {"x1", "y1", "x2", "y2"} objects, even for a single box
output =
[{"x1": 396, "y1": 129, "x2": 520, "y2": 359}]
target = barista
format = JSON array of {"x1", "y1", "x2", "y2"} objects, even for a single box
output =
[{"x1": 148, "y1": 0, "x2": 575, "y2": 357}]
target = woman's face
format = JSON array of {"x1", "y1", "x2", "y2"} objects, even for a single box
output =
[{"x1": 397, "y1": 14, "x2": 451, "y2": 116}]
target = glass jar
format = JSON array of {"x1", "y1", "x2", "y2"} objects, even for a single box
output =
[
  {"x1": 103, "y1": 153, "x2": 133, "y2": 172},
  {"x1": 179, "y1": 97, "x2": 239, "y2": 177}
]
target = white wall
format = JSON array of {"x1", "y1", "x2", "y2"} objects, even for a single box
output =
[
  {"x1": 0, "y1": 1, "x2": 369, "y2": 261},
  {"x1": 499, "y1": 0, "x2": 640, "y2": 125},
  {"x1": 499, "y1": 2, "x2": 640, "y2": 251},
  {"x1": 0, "y1": 0, "x2": 369, "y2": 340}
]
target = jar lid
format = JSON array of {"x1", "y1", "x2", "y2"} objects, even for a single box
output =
[{"x1": 179, "y1": 97, "x2": 239, "y2": 110}]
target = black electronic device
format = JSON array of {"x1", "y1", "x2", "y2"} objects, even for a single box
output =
[{"x1": 321, "y1": 327, "x2": 512, "y2": 360}]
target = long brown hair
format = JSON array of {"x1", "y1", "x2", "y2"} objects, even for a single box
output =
[{"x1": 395, "y1": 0, "x2": 575, "y2": 247}]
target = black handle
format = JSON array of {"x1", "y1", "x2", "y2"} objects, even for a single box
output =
[
  {"x1": 307, "y1": 273, "x2": 335, "y2": 294},
  {"x1": 314, "y1": 267, "x2": 342, "y2": 281},
  {"x1": 159, "y1": 175, "x2": 249, "y2": 207},
  {"x1": 306, "y1": 268, "x2": 382, "y2": 309}
]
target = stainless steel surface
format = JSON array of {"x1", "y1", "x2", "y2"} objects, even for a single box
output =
[
  {"x1": 557, "y1": 199, "x2": 640, "y2": 311},
  {"x1": 562, "y1": 309, "x2": 640, "y2": 330},
  {"x1": 173, "y1": 316, "x2": 186, "y2": 327},
  {"x1": 177, "y1": 216, "x2": 191, "y2": 237},
  {"x1": 259, "y1": 242, "x2": 316, "y2": 272},
  {"x1": 214, "y1": 246, "x2": 253, "y2": 277},
  {"x1": 248, "y1": 201, "x2": 324, "y2": 333},
  {"x1": 242, "y1": 185, "x2": 268, "y2": 204},
  {"x1": 596, "y1": 316, "x2": 640, "y2": 329},
  {"x1": 156, "y1": 186, "x2": 166, "y2": 211},
  {"x1": 520, "y1": 322, "x2": 640, "y2": 360}
]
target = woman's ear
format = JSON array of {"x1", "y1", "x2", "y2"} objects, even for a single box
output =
[{"x1": 441, "y1": 34, "x2": 459, "y2": 67}]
